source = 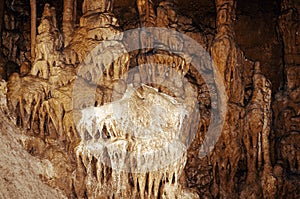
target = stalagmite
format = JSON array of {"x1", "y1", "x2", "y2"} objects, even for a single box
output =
[{"x1": 2, "y1": 0, "x2": 299, "y2": 198}]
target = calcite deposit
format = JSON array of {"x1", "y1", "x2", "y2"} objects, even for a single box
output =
[{"x1": 0, "y1": 0, "x2": 299, "y2": 198}]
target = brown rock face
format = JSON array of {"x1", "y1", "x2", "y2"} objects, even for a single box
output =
[
  {"x1": 0, "y1": 0, "x2": 299, "y2": 198},
  {"x1": 272, "y1": 1, "x2": 300, "y2": 198}
]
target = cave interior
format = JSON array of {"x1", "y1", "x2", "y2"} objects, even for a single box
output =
[{"x1": 0, "y1": 0, "x2": 299, "y2": 198}]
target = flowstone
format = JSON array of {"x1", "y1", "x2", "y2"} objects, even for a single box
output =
[
  {"x1": 4, "y1": 0, "x2": 290, "y2": 198},
  {"x1": 74, "y1": 84, "x2": 198, "y2": 198}
]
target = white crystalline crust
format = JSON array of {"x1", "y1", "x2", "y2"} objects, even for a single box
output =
[
  {"x1": 78, "y1": 85, "x2": 187, "y2": 139},
  {"x1": 75, "y1": 84, "x2": 196, "y2": 198}
]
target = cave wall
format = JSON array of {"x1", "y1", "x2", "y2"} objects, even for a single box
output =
[
  {"x1": 0, "y1": 0, "x2": 299, "y2": 198},
  {"x1": 235, "y1": 0, "x2": 283, "y2": 92},
  {"x1": 0, "y1": 0, "x2": 30, "y2": 80},
  {"x1": 272, "y1": 0, "x2": 300, "y2": 197}
]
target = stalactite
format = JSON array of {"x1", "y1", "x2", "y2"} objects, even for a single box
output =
[
  {"x1": 137, "y1": 0, "x2": 156, "y2": 26},
  {"x1": 72, "y1": 84, "x2": 198, "y2": 198},
  {"x1": 63, "y1": 0, "x2": 75, "y2": 47},
  {"x1": 3, "y1": 0, "x2": 296, "y2": 198},
  {"x1": 30, "y1": 0, "x2": 36, "y2": 61},
  {"x1": 212, "y1": 0, "x2": 244, "y2": 105}
]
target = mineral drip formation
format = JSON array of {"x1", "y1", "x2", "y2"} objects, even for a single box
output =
[
  {"x1": 75, "y1": 85, "x2": 198, "y2": 198},
  {"x1": 2, "y1": 0, "x2": 298, "y2": 198}
]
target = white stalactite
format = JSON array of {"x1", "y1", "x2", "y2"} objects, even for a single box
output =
[{"x1": 74, "y1": 84, "x2": 197, "y2": 198}]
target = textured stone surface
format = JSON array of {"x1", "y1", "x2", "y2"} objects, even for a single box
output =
[
  {"x1": 272, "y1": 1, "x2": 300, "y2": 197},
  {"x1": 0, "y1": 0, "x2": 299, "y2": 198},
  {"x1": 0, "y1": 110, "x2": 67, "y2": 198}
]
